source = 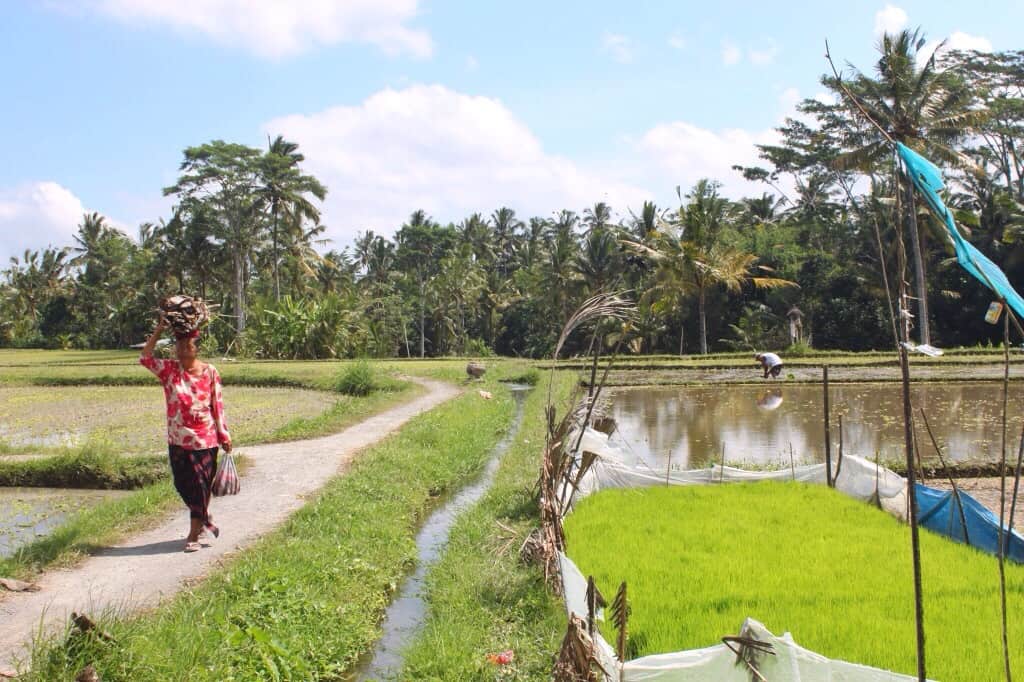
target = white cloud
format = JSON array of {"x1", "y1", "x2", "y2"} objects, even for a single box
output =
[
  {"x1": 263, "y1": 85, "x2": 650, "y2": 247},
  {"x1": 465, "y1": 55, "x2": 479, "y2": 71},
  {"x1": 668, "y1": 32, "x2": 686, "y2": 50},
  {"x1": 721, "y1": 41, "x2": 742, "y2": 66},
  {"x1": 84, "y1": 0, "x2": 433, "y2": 59},
  {"x1": 918, "y1": 31, "x2": 993, "y2": 67},
  {"x1": 748, "y1": 42, "x2": 779, "y2": 65},
  {"x1": 0, "y1": 182, "x2": 89, "y2": 262},
  {"x1": 778, "y1": 87, "x2": 802, "y2": 115},
  {"x1": 637, "y1": 122, "x2": 781, "y2": 199},
  {"x1": 603, "y1": 32, "x2": 633, "y2": 63},
  {"x1": 874, "y1": 4, "x2": 908, "y2": 36}
]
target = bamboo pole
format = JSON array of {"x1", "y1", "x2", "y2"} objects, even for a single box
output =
[
  {"x1": 1009, "y1": 423, "x2": 1024, "y2": 546},
  {"x1": 720, "y1": 441, "x2": 726, "y2": 483},
  {"x1": 836, "y1": 414, "x2": 844, "y2": 482},
  {"x1": 789, "y1": 442, "x2": 796, "y2": 481},
  {"x1": 920, "y1": 409, "x2": 971, "y2": 547},
  {"x1": 997, "y1": 314, "x2": 1012, "y2": 681},
  {"x1": 823, "y1": 366, "x2": 833, "y2": 487}
]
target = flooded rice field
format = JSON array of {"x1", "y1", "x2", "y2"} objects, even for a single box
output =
[
  {"x1": 0, "y1": 385, "x2": 335, "y2": 455},
  {"x1": 0, "y1": 487, "x2": 126, "y2": 558},
  {"x1": 607, "y1": 382, "x2": 1024, "y2": 470}
]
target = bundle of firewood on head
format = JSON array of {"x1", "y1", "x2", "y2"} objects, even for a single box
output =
[{"x1": 158, "y1": 294, "x2": 213, "y2": 339}]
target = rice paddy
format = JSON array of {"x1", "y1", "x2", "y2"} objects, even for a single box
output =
[
  {"x1": 564, "y1": 482, "x2": 1024, "y2": 681},
  {"x1": 0, "y1": 385, "x2": 336, "y2": 456}
]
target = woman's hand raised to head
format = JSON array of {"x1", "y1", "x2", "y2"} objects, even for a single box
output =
[{"x1": 141, "y1": 318, "x2": 168, "y2": 358}]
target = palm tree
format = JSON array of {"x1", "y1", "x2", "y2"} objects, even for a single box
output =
[
  {"x1": 574, "y1": 227, "x2": 622, "y2": 294},
  {"x1": 583, "y1": 202, "x2": 613, "y2": 234},
  {"x1": 625, "y1": 180, "x2": 795, "y2": 354},
  {"x1": 542, "y1": 211, "x2": 582, "y2": 322},
  {"x1": 69, "y1": 212, "x2": 109, "y2": 270},
  {"x1": 628, "y1": 201, "x2": 665, "y2": 241},
  {"x1": 833, "y1": 28, "x2": 984, "y2": 344},
  {"x1": 490, "y1": 207, "x2": 523, "y2": 278},
  {"x1": 259, "y1": 135, "x2": 327, "y2": 301}
]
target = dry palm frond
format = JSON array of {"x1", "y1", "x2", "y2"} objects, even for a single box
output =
[
  {"x1": 553, "y1": 614, "x2": 608, "y2": 682},
  {"x1": 552, "y1": 292, "x2": 635, "y2": 362},
  {"x1": 611, "y1": 582, "x2": 630, "y2": 662}
]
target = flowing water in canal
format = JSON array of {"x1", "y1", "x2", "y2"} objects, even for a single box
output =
[
  {"x1": 354, "y1": 385, "x2": 530, "y2": 681},
  {"x1": 607, "y1": 382, "x2": 1024, "y2": 470}
]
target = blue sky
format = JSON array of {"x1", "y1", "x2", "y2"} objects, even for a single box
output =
[{"x1": 2, "y1": 1, "x2": 1021, "y2": 262}]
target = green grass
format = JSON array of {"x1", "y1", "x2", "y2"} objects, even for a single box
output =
[
  {"x1": 0, "y1": 448, "x2": 166, "y2": 489},
  {"x1": 397, "y1": 372, "x2": 575, "y2": 680},
  {"x1": 564, "y1": 482, "x2": 1024, "y2": 680},
  {"x1": 20, "y1": 378, "x2": 517, "y2": 681}
]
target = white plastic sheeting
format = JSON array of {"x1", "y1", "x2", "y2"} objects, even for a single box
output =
[
  {"x1": 571, "y1": 427, "x2": 908, "y2": 520},
  {"x1": 558, "y1": 426, "x2": 923, "y2": 681},
  {"x1": 622, "y1": 618, "x2": 922, "y2": 681}
]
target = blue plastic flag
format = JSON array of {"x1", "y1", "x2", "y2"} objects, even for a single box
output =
[{"x1": 896, "y1": 142, "x2": 1024, "y2": 320}]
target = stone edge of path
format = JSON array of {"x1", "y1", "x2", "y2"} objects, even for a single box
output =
[{"x1": 0, "y1": 376, "x2": 461, "y2": 674}]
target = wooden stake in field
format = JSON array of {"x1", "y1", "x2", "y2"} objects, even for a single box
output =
[
  {"x1": 824, "y1": 42, "x2": 926, "y2": 679},
  {"x1": 823, "y1": 365, "x2": 833, "y2": 487},
  {"x1": 920, "y1": 409, "x2": 971, "y2": 547}
]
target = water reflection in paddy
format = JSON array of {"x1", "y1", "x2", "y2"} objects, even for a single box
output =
[
  {"x1": 0, "y1": 487, "x2": 125, "y2": 558},
  {"x1": 607, "y1": 383, "x2": 1024, "y2": 470}
]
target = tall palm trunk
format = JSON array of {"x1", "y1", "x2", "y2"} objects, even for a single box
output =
[
  {"x1": 233, "y1": 251, "x2": 246, "y2": 334},
  {"x1": 271, "y1": 205, "x2": 281, "y2": 302},
  {"x1": 904, "y1": 178, "x2": 930, "y2": 345},
  {"x1": 698, "y1": 286, "x2": 708, "y2": 354},
  {"x1": 418, "y1": 275, "x2": 426, "y2": 358}
]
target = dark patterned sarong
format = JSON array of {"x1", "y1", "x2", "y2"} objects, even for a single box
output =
[{"x1": 168, "y1": 445, "x2": 219, "y2": 533}]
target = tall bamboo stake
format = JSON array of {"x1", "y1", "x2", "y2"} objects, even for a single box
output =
[
  {"x1": 997, "y1": 313, "x2": 1012, "y2": 681},
  {"x1": 892, "y1": 148, "x2": 927, "y2": 682},
  {"x1": 823, "y1": 365, "x2": 833, "y2": 487},
  {"x1": 1009, "y1": 423, "x2": 1024, "y2": 545},
  {"x1": 920, "y1": 409, "x2": 971, "y2": 547}
]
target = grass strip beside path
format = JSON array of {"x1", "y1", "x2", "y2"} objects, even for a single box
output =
[
  {"x1": 398, "y1": 373, "x2": 574, "y2": 680},
  {"x1": 565, "y1": 482, "x2": 1024, "y2": 680},
  {"x1": 23, "y1": 379, "x2": 513, "y2": 681}
]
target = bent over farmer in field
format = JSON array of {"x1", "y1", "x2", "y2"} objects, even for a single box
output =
[
  {"x1": 755, "y1": 352, "x2": 784, "y2": 380},
  {"x1": 140, "y1": 319, "x2": 232, "y2": 553}
]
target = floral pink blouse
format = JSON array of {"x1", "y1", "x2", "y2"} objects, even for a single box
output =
[{"x1": 140, "y1": 356, "x2": 231, "y2": 450}]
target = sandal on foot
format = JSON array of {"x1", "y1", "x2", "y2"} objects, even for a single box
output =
[{"x1": 184, "y1": 541, "x2": 201, "y2": 553}]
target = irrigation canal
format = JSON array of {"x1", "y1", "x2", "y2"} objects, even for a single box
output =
[{"x1": 352, "y1": 384, "x2": 531, "y2": 681}]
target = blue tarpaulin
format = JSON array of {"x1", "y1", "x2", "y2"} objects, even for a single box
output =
[
  {"x1": 915, "y1": 482, "x2": 1024, "y2": 562},
  {"x1": 896, "y1": 142, "x2": 1024, "y2": 321}
]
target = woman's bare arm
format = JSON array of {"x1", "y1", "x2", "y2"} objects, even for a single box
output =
[{"x1": 141, "y1": 320, "x2": 167, "y2": 358}]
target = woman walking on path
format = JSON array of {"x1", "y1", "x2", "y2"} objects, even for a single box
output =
[{"x1": 140, "y1": 319, "x2": 232, "y2": 552}]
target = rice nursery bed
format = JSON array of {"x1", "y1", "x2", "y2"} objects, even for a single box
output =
[{"x1": 564, "y1": 482, "x2": 1024, "y2": 681}]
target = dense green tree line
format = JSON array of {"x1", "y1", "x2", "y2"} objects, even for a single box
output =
[{"x1": 3, "y1": 35, "x2": 1023, "y2": 358}]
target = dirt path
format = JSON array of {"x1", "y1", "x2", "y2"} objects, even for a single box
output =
[{"x1": 0, "y1": 377, "x2": 460, "y2": 673}]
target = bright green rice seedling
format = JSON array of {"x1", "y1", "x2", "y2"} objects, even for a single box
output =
[{"x1": 565, "y1": 482, "x2": 1024, "y2": 680}]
